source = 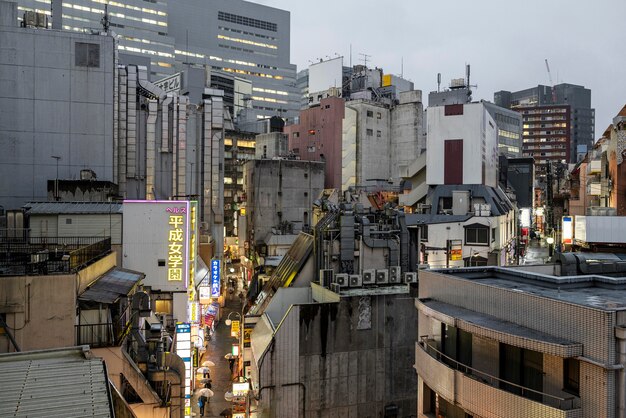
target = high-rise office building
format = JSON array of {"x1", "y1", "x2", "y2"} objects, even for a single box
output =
[
  {"x1": 495, "y1": 83, "x2": 595, "y2": 164},
  {"x1": 15, "y1": 0, "x2": 176, "y2": 78},
  {"x1": 167, "y1": 0, "x2": 299, "y2": 124}
]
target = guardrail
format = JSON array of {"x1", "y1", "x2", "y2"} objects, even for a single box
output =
[{"x1": 418, "y1": 337, "x2": 577, "y2": 410}]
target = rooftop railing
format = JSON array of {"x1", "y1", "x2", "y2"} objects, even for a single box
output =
[{"x1": 0, "y1": 236, "x2": 111, "y2": 276}]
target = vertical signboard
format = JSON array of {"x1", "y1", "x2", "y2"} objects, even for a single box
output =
[
  {"x1": 211, "y1": 259, "x2": 221, "y2": 297},
  {"x1": 562, "y1": 216, "x2": 573, "y2": 244},
  {"x1": 123, "y1": 201, "x2": 190, "y2": 292},
  {"x1": 175, "y1": 322, "x2": 192, "y2": 418},
  {"x1": 188, "y1": 201, "x2": 198, "y2": 300}
]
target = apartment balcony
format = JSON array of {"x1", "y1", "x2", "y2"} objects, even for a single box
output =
[
  {"x1": 586, "y1": 159, "x2": 601, "y2": 175},
  {"x1": 587, "y1": 181, "x2": 602, "y2": 196},
  {"x1": 415, "y1": 339, "x2": 581, "y2": 418}
]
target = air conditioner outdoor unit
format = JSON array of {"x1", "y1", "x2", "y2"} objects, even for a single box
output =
[
  {"x1": 349, "y1": 274, "x2": 362, "y2": 288},
  {"x1": 330, "y1": 283, "x2": 341, "y2": 293},
  {"x1": 335, "y1": 274, "x2": 349, "y2": 288},
  {"x1": 363, "y1": 269, "x2": 376, "y2": 285},
  {"x1": 404, "y1": 272, "x2": 417, "y2": 284},
  {"x1": 319, "y1": 269, "x2": 334, "y2": 287},
  {"x1": 376, "y1": 269, "x2": 389, "y2": 284},
  {"x1": 389, "y1": 266, "x2": 401, "y2": 284}
]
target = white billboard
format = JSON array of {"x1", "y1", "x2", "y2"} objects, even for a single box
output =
[
  {"x1": 123, "y1": 200, "x2": 194, "y2": 292},
  {"x1": 309, "y1": 56, "x2": 343, "y2": 95}
]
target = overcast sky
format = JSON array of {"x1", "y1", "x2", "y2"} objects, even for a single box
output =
[{"x1": 255, "y1": 0, "x2": 625, "y2": 138}]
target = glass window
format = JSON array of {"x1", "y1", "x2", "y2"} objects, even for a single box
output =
[
  {"x1": 366, "y1": 129, "x2": 373, "y2": 136},
  {"x1": 465, "y1": 225, "x2": 489, "y2": 245},
  {"x1": 367, "y1": 110, "x2": 373, "y2": 118},
  {"x1": 563, "y1": 358, "x2": 580, "y2": 395}
]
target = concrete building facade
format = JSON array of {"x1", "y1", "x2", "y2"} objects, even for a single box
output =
[
  {"x1": 252, "y1": 286, "x2": 417, "y2": 418},
  {"x1": 416, "y1": 266, "x2": 626, "y2": 418},
  {"x1": 243, "y1": 159, "x2": 324, "y2": 253},
  {"x1": 426, "y1": 102, "x2": 498, "y2": 188},
  {"x1": 0, "y1": 7, "x2": 115, "y2": 210},
  {"x1": 14, "y1": 0, "x2": 176, "y2": 78}
]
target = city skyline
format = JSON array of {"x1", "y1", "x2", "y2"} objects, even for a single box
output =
[{"x1": 255, "y1": 0, "x2": 626, "y2": 138}]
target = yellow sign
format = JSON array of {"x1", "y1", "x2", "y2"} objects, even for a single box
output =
[
  {"x1": 450, "y1": 249, "x2": 462, "y2": 261},
  {"x1": 243, "y1": 327, "x2": 252, "y2": 346},
  {"x1": 188, "y1": 202, "x2": 198, "y2": 298},
  {"x1": 231, "y1": 320, "x2": 240, "y2": 337},
  {"x1": 168, "y1": 215, "x2": 184, "y2": 281}
]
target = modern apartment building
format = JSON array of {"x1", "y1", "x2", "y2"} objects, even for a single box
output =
[
  {"x1": 14, "y1": 0, "x2": 176, "y2": 77},
  {"x1": 495, "y1": 83, "x2": 595, "y2": 164},
  {"x1": 416, "y1": 266, "x2": 626, "y2": 418},
  {"x1": 168, "y1": 0, "x2": 299, "y2": 123}
]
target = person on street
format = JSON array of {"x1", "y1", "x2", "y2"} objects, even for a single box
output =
[
  {"x1": 198, "y1": 395, "x2": 205, "y2": 416},
  {"x1": 228, "y1": 357, "x2": 235, "y2": 373}
]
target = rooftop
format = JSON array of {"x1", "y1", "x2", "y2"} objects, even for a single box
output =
[
  {"x1": 437, "y1": 267, "x2": 626, "y2": 311},
  {"x1": 24, "y1": 201, "x2": 123, "y2": 215},
  {"x1": 0, "y1": 346, "x2": 113, "y2": 418}
]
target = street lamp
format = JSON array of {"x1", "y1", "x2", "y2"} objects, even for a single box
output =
[
  {"x1": 546, "y1": 236, "x2": 555, "y2": 259},
  {"x1": 225, "y1": 310, "x2": 244, "y2": 378},
  {"x1": 51, "y1": 155, "x2": 61, "y2": 201}
]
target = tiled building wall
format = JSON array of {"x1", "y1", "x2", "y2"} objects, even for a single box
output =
[
  {"x1": 418, "y1": 270, "x2": 617, "y2": 417},
  {"x1": 419, "y1": 271, "x2": 616, "y2": 365}
]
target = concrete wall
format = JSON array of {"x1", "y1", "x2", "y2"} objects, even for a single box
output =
[
  {"x1": 296, "y1": 294, "x2": 417, "y2": 417},
  {"x1": 426, "y1": 102, "x2": 498, "y2": 187},
  {"x1": 0, "y1": 23, "x2": 115, "y2": 210},
  {"x1": 391, "y1": 93, "x2": 425, "y2": 179},
  {"x1": 244, "y1": 159, "x2": 324, "y2": 245},
  {"x1": 0, "y1": 274, "x2": 75, "y2": 352}
]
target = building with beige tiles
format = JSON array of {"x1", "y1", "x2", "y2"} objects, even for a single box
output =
[{"x1": 415, "y1": 267, "x2": 626, "y2": 418}]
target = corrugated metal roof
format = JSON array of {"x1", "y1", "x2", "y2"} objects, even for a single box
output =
[
  {"x1": 79, "y1": 267, "x2": 144, "y2": 304},
  {"x1": 24, "y1": 201, "x2": 123, "y2": 215},
  {"x1": 0, "y1": 346, "x2": 112, "y2": 418}
]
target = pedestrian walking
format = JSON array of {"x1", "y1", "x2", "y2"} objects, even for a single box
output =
[
  {"x1": 228, "y1": 358, "x2": 235, "y2": 373},
  {"x1": 198, "y1": 395, "x2": 205, "y2": 416}
]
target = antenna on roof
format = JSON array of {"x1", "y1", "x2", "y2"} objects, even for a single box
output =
[
  {"x1": 100, "y1": 3, "x2": 110, "y2": 33},
  {"x1": 437, "y1": 73, "x2": 441, "y2": 92}
]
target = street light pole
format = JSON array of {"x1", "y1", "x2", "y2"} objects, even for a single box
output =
[{"x1": 51, "y1": 155, "x2": 61, "y2": 201}]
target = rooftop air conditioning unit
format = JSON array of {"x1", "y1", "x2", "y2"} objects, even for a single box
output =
[
  {"x1": 349, "y1": 274, "x2": 362, "y2": 288},
  {"x1": 335, "y1": 274, "x2": 349, "y2": 288},
  {"x1": 404, "y1": 272, "x2": 417, "y2": 284},
  {"x1": 363, "y1": 269, "x2": 376, "y2": 285},
  {"x1": 376, "y1": 269, "x2": 389, "y2": 284},
  {"x1": 389, "y1": 266, "x2": 401, "y2": 284}
]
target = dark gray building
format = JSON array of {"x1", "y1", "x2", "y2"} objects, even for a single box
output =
[
  {"x1": 494, "y1": 83, "x2": 595, "y2": 163},
  {"x1": 167, "y1": 0, "x2": 299, "y2": 124},
  {"x1": 0, "y1": 3, "x2": 115, "y2": 210}
]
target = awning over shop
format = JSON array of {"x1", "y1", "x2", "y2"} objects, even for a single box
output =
[{"x1": 79, "y1": 267, "x2": 144, "y2": 304}]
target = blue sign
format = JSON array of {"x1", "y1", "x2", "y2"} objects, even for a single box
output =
[
  {"x1": 211, "y1": 259, "x2": 221, "y2": 297},
  {"x1": 175, "y1": 322, "x2": 191, "y2": 334}
]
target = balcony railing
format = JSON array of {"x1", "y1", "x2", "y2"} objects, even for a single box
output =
[
  {"x1": 419, "y1": 337, "x2": 578, "y2": 411},
  {"x1": 0, "y1": 236, "x2": 111, "y2": 276}
]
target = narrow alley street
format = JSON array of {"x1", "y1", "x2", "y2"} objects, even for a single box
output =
[
  {"x1": 192, "y1": 291, "x2": 244, "y2": 418},
  {"x1": 522, "y1": 237, "x2": 550, "y2": 265}
]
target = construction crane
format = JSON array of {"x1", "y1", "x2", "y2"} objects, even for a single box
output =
[
  {"x1": 544, "y1": 59, "x2": 553, "y2": 85},
  {"x1": 545, "y1": 59, "x2": 557, "y2": 104}
]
